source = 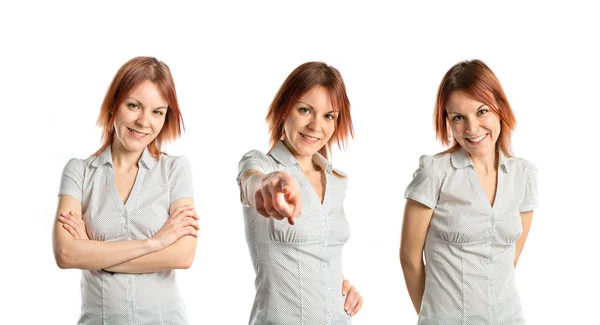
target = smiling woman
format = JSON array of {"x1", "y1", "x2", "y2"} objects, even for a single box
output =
[
  {"x1": 400, "y1": 60, "x2": 538, "y2": 325},
  {"x1": 237, "y1": 62, "x2": 363, "y2": 325},
  {"x1": 53, "y1": 57, "x2": 198, "y2": 324}
]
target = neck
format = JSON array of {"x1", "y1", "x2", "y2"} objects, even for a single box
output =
[
  {"x1": 470, "y1": 150, "x2": 498, "y2": 175},
  {"x1": 111, "y1": 141, "x2": 143, "y2": 170}
]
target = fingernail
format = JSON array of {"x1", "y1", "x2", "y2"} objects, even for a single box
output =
[
  {"x1": 69, "y1": 211, "x2": 74, "y2": 215},
  {"x1": 60, "y1": 212, "x2": 66, "y2": 216},
  {"x1": 343, "y1": 291, "x2": 347, "y2": 295},
  {"x1": 344, "y1": 306, "x2": 349, "y2": 311}
]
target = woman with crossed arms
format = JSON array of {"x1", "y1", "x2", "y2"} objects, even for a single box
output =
[{"x1": 53, "y1": 56, "x2": 198, "y2": 324}]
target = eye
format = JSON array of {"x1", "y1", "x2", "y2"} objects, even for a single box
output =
[
  {"x1": 127, "y1": 103, "x2": 139, "y2": 110},
  {"x1": 298, "y1": 107, "x2": 310, "y2": 114},
  {"x1": 325, "y1": 113, "x2": 335, "y2": 120},
  {"x1": 452, "y1": 115, "x2": 464, "y2": 122},
  {"x1": 153, "y1": 109, "x2": 164, "y2": 116},
  {"x1": 477, "y1": 109, "x2": 488, "y2": 116}
]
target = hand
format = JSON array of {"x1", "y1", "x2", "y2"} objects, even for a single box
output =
[
  {"x1": 59, "y1": 211, "x2": 90, "y2": 240},
  {"x1": 342, "y1": 279, "x2": 363, "y2": 316},
  {"x1": 254, "y1": 171, "x2": 302, "y2": 225},
  {"x1": 151, "y1": 205, "x2": 199, "y2": 250}
]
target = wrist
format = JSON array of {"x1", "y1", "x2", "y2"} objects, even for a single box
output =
[{"x1": 146, "y1": 238, "x2": 163, "y2": 252}]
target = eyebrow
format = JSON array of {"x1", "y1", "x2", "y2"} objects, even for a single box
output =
[
  {"x1": 298, "y1": 101, "x2": 337, "y2": 114},
  {"x1": 126, "y1": 97, "x2": 168, "y2": 110},
  {"x1": 447, "y1": 104, "x2": 488, "y2": 115}
]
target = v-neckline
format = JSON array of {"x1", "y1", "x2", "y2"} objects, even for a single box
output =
[
  {"x1": 301, "y1": 167, "x2": 328, "y2": 206},
  {"x1": 109, "y1": 166, "x2": 146, "y2": 211},
  {"x1": 470, "y1": 166, "x2": 502, "y2": 211}
]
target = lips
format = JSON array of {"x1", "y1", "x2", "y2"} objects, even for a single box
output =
[
  {"x1": 466, "y1": 134, "x2": 487, "y2": 144},
  {"x1": 300, "y1": 133, "x2": 320, "y2": 141},
  {"x1": 127, "y1": 127, "x2": 148, "y2": 139}
]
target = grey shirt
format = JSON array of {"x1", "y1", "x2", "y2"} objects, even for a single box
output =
[
  {"x1": 405, "y1": 149, "x2": 538, "y2": 325},
  {"x1": 59, "y1": 146, "x2": 193, "y2": 325},
  {"x1": 237, "y1": 141, "x2": 352, "y2": 325}
]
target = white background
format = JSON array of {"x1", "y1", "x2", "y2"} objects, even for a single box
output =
[{"x1": 1, "y1": 1, "x2": 598, "y2": 324}]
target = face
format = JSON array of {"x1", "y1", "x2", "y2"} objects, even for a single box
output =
[
  {"x1": 283, "y1": 86, "x2": 337, "y2": 159},
  {"x1": 446, "y1": 91, "x2": 501, "y2": 159},
  {"x1": 112, "y1": 80, "x2": 168, "y2": 153}
]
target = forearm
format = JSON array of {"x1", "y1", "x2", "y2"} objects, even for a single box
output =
[
  {"x1": 105, "y1": 236, "x2": 197, "y2": 273},
  {"x1": 55, "y1": 236, "x2": 159, "y2": 270},
  {"x1": 242, "y1": 172, "x2": 265, "y2": 208},
  {"x1": 401, "y1": 258, "x2": 426, "y2": 315}
]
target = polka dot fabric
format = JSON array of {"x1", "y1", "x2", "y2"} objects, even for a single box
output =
[
  {"x1": 237, "y1": 141, "x2": 352, "y2": 325},
  {"x1": 59, "y1": 146, "x2": 193, "y2": 325},
  {"x1": 404, "y1": 149, "x2": 538, "y2": 325}
]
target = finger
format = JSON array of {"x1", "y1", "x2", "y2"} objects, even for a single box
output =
[
  {"x1": 262, "y1": 189, "x2": 285, "y2": 220},
  {"x1": 172, "y1": 208, "x2": 197, "y2": 222},
  {"x1": 342, "y1": 279, "x2": 351, "y2": 296},
  {"x1": 350, "y1": 296, "x2": 363, "y2": 316},
  {"x1": 171, "y1": 205, "x2": 194, "y2": 219},
  {"x1": 182, "y1": 226, "x2": 198, "y2": 237},
  {"x1": 288, "y1": 189, "x2": 302, "y2": 219},
  {"x1": 62, "y1": 223, "x2": 79, "y2": 239},
  {"x1": 180, "y1": 217, "x2": 200, "y2": 230},
  {"x1": 254, "y1": 191, "x2": 269, "y2": 218},
  {"x1": 344, "y1": 287, "x2": 358, "y2": 314},
  {"x1": 272, "y1": 191, "x2": 294, "y2": 219}
]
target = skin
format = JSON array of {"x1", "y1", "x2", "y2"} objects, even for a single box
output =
[
  {"x1": 240, "y1": 86, "x2": 363, "y2": 316},
  {"x1": 400, "y1": 90, "x2": 535, "y2": 314},
  {"x1": 53, "y1": 80, "x2": 199, "y2": 273}
]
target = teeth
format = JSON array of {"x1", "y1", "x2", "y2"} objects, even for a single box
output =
[
  {"x1": 129, "y1": 128, "x2": 146, "y2": 136},
  {"x1": 468, "y1": 134, "x2": 486, "y2": 142},
  {"x1": 301, "y1": 133, "x2": 318, "y2": 140}
]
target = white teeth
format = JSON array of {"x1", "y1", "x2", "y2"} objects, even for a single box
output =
[
  {"x1": 129, "y1": 128, "x2": 146, "y2": 136},
  {"x1": 301, "y1": 133, "x2": 318, "y2": 140},
  {"x1": 468, "y1": 134, "x2": 486, "y2": 142}
]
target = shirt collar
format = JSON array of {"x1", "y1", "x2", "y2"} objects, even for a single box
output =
[
  {"x1": 450, "y1": 148, "x2": 510, "y2": 174},
  {"x1": 91, "y1": 145, "x2": 157, "y2": 170},
  {"x1": 269, "y1": 140, "x2": 332, "y2": 174}
]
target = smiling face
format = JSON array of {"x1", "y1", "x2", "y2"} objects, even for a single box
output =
[
  {"x1": 446, "y1": 90, "x2": 501, "y2": 159},
  {"x1": 112, "y1": 80, "x2": 168, "y2": 154},
  {"x1": 282, "y1": 86, "x2": 337, "y2": 160}
]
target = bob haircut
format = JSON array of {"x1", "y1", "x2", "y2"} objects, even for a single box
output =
[
  {"x1": 434, "y1": 59, "x2": 516, "y2": 157},
  {"x1": 93, "y1": 56, "x2": 184, "y2": 158},
  {"x1": 266, "y1": 62, "x2": 354, "y2": 160}
]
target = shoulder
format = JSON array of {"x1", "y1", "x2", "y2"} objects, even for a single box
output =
[
  {"x1": 238, "y1": 149, "x2": 277, "y2": 172},
  {"x1": 416, "y1": 152, "x2": 453, "y2": 173},
  {"x1": 62, "y1": 157, "x2": 87, "y2": 174},
  {"x1": 160, "y1": 154, "x2": 191, "y2": 172},
  {"x1": 504, "y1": 155, "x2": 537, "y2": 175}
]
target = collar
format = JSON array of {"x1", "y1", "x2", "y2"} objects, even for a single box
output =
[
  {"x1": 91, "y1": 145, "x2": 156, "y2": 170},
  {"x1": 269, "y1": 140, "x2": 332, "y2": 174},
  {"x1": 450, "y1": 148, "x2": 509, "y2": 174}
]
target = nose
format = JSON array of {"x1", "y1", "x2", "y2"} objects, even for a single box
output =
[
  {"x1": 465, "y1": 118, "x2": 480, "y2": 134},
  {"x1": 135, "y1": 110, "x2": 150, "y2": 128},
  {"x1": 307, "y1": 115, "x2": 323, "y2": 132}
]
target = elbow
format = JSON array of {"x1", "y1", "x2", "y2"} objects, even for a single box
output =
[
  {"x1": 399, "y1": 250, "x2": 422, "y2": 271},
  {"x1": 178, "y1": 248, "x2": 196, "y2": 269},
  {"x1": 54, "y1": 247, "x2": 74, "y2": 269}
]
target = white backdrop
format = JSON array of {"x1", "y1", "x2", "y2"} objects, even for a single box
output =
[{"x1": 1, "y1": 1, "x2": 598, "y2": 324}]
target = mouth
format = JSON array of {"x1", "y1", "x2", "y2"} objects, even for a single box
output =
[
  {"x1": 127, "y1": 127, "x2": 149, "y2": 139},
  {"x1": 300, "y1": 132, "x2": 320, "y2": 141},
  {"x1": 465, "y1": 134, "x2": 487, "y2": 144}
]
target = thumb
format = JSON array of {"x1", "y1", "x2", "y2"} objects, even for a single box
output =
[{"x1": 342, "y1": 279, "x2": 350, "y2": 296}]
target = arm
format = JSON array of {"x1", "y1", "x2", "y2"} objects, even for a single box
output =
[
  {"x1": 53, "y1": 194, "x2": 161, "y2": 270},
  {"x1": 104, "y1": 198, "x2": 197, "y2": 273},
  {"x1": 514, "y1": 210, "x2": 533, "y2": 267},
  {"x1": 399, "y1": 199, "x2": 434, "y2": 315}
]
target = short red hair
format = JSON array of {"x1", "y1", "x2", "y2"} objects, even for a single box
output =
[
  {"x1": 434, "y1": 59, "x2": 517, "y2": 157},
  {"x1": 266, "y1": 62, "x2": 354, "y2": 159},
  {"x1": 93, "y1": 56, "x2": 184, "y2": 158}
]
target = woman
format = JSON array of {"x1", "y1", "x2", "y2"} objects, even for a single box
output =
[
  {"x1": 53, "y1": 56, "x2": 199, "y2": 324},
  {"x1": 400, "y1": 59, "x2": 538, "y2": 324},
  {"x1": 237, "y1": 62, "x2": 363, "y2": 324}
]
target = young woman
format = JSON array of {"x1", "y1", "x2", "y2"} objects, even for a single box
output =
[
  {"x1": 237, "y1": 62, "x2": 363, "y2": 324},
  {"x1": 400, "y1": 59, "x2": 538, "y2": 324},
  {"x1": 53, "y1": 56, "x2": 198, "y2": 324}
]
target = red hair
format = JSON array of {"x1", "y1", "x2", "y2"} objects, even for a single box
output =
[
  {"x1": 266, "y1": 62, "x2": 354, "y2": 159},
  {"x1": 434, "y1": 59, "x2": 516, "y2": 157},
  {"x1": 93, "y1": 56, "x2": 184, "y2": 158}
]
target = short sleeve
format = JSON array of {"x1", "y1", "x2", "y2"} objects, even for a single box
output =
[
  {"x1": 519, "y1": 162, "x2": 538, "y2": 212},
  {"x1": 404, "y1": 155, "x2": 442, "y2": 210},
  {"x1": 59, "y1": 158, "x2": 84, "y2": 201},
  {"x1": 168, "y1": 156, "x2": 194, "y2": 206},
  {"x1": 236, "y1": 150, "x2": 275, "y2": 187}
]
